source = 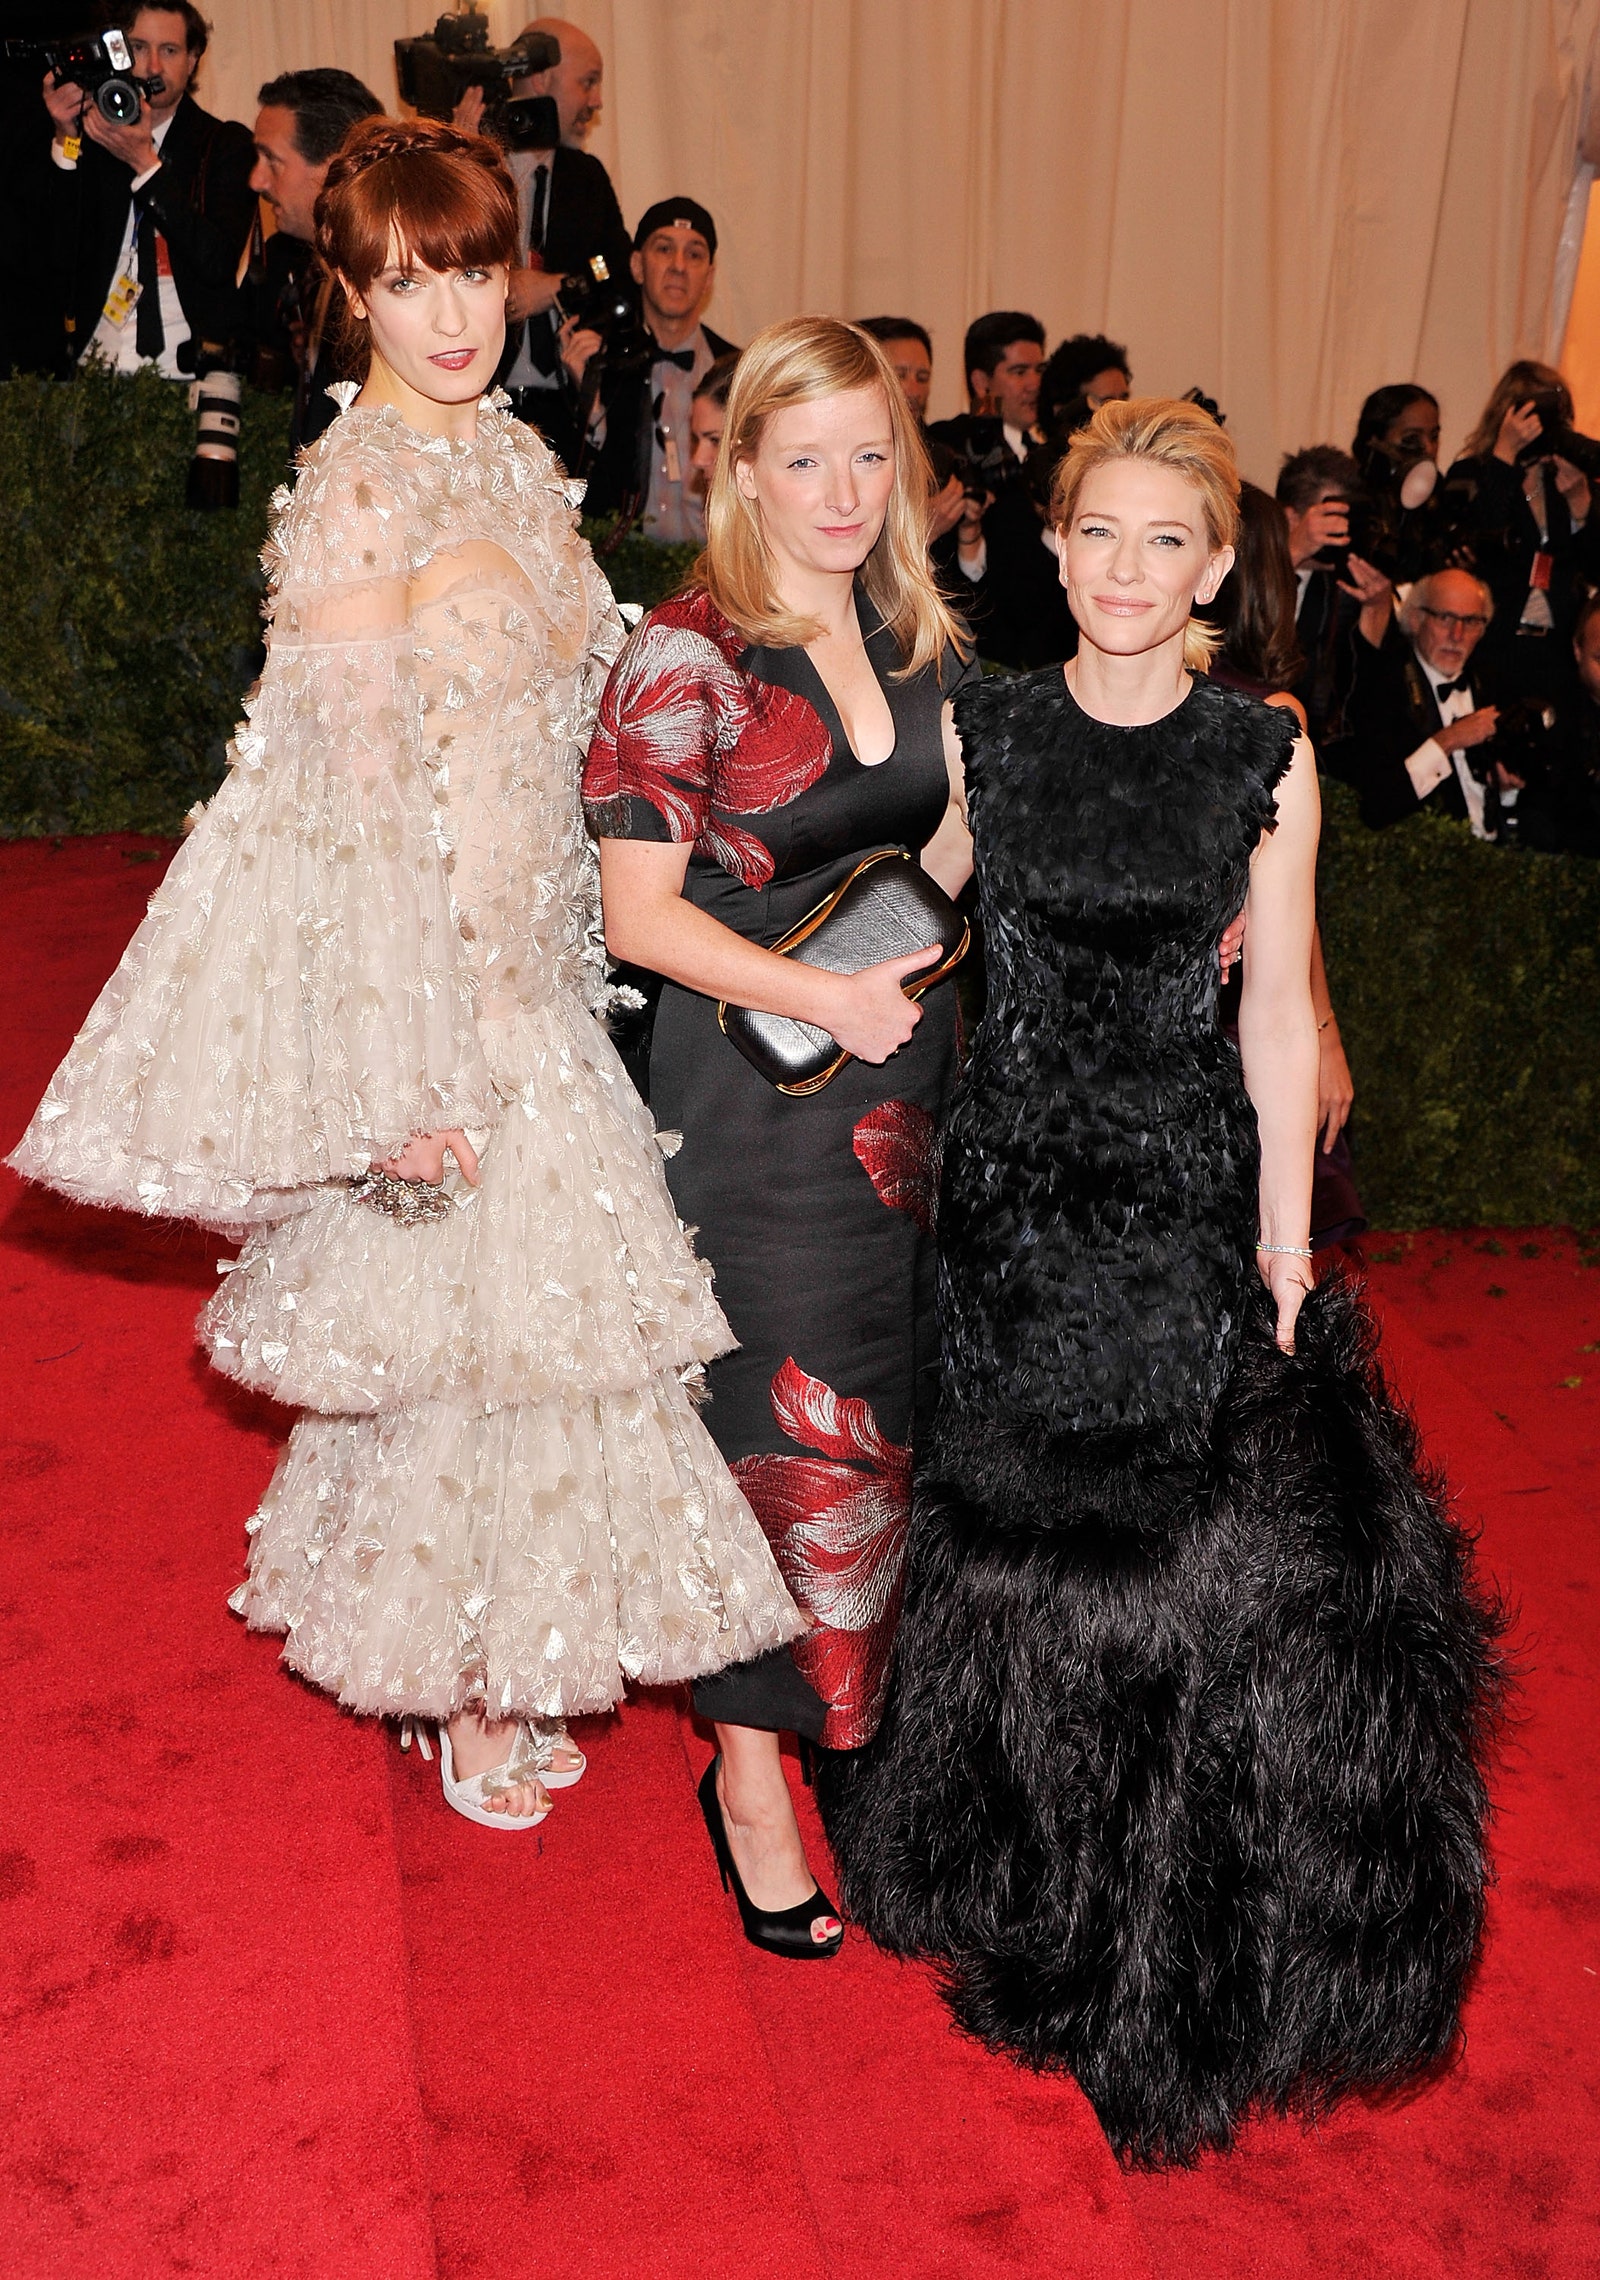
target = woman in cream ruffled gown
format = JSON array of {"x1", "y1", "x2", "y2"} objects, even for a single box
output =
[{"x1": 10, "y1": 118, "x2": 801, "y2": 1826}]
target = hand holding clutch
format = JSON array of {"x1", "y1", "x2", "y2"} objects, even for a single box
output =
[{"x1": 718, "y1": 849, "x2": 969, "y2": 1095}]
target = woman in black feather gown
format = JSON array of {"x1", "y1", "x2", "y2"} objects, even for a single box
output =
[{"x1": 819, "y1": 399, "x2": 1505, "y2": 2167}]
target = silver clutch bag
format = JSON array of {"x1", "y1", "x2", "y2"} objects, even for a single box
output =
[{"x1": 716, "y1": 847, "x2": 969, "y2": 1096}]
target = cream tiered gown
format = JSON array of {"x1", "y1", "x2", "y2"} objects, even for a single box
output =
[{"x1": 10, "y1": 390, "x2": 802, "y2": 1720}]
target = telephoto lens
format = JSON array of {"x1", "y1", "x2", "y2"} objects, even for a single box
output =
[{"x1": 186, "y1": 363, "x2": 242, "y2": 510}]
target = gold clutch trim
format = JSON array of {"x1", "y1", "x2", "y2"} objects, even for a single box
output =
[{"x1": 715, "y1": 848, "x2": 970, "y2": 1097}]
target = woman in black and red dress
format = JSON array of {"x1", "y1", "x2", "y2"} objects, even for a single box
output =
[{"x1": 584, "y1": 317, "x2": 976, "y2": 1956}]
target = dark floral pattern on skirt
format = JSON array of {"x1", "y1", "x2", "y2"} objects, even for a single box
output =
[
  {"x1": 853, "y1": 1100, "x2": 938, "y2": 1234},
  {"x1": 732, "y1": 1359, "x2": 911, "y2": 1750}
]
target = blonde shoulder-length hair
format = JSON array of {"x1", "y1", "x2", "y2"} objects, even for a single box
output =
[
  {"x1": 695, "y1": 315, "x2": 969, "y2": 675},
  {"x1": 1050, "y1": 396, "x2": 1241, "y2": 673}
]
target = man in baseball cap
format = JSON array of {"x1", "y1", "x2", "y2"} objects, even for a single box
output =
[{"x1": 577, "y1": 195, "x2": 738, "y2": 539}]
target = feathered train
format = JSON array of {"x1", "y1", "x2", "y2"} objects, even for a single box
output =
[{"x1": 821, "y1": 1278, "x2": 1506, "y2": 2167}]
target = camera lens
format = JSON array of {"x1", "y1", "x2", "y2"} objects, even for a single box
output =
[{"x1": 97, "y1": 77, "x2": 144, "y2": 125}]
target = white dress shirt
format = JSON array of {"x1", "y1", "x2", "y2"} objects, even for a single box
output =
[
  {"x1": 503, "y1": 150, "x2": 558, "y2": 392},
  {"x1": 641, "y1": 327, "x2": 714, "y2": 544},
  {"x1": 1406, "y1": 654, "x2": 1488, "y2": 838},
  {"x1": 55, "y1": 112, "x2": 187, "y2": 376}
]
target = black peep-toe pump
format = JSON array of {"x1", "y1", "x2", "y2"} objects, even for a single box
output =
[{"x1": 697, "y1": 1756, "x2": 844, "y2": 1960}]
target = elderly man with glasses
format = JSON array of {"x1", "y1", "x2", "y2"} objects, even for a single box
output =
[{"x1": 1343, "y1": 566, "x2": 1523, "y2": 834}]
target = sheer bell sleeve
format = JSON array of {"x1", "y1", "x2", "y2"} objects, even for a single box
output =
[{"x1": 9, "y1": 463, "x2": 497, "y2": 1229}]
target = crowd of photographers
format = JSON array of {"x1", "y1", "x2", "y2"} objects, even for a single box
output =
[{"x1": 14, "y1": 1, "x2": 1600, "y2": 858}]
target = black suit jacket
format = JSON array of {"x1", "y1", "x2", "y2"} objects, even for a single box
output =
[
  {"x1": 496, "y1": 144, "x2": 632, "y2": 386},
  {"x1": 580, "y1": 320, "x2": 738, "y2": 520},
  {"x1": 52, "y1": 94, "x2": 256, "y2": 365},
  {"x1": 1344, "y1": 625, "x2": 1483, "y2": 828},
  {"x1": 1291, "y1": 568, "x2": 1364, "y2": 751}
]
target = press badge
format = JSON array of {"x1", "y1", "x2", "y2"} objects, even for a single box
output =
[{"x1": 103, "y1": 268, "x2": 140, "y2": 328}]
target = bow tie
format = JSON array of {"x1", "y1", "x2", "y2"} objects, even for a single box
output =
[
  {"x1": 1435, "y1": 677, "x2": 1470, "y2": 700},
  {"x1": 652, "y1": 345, "x2": 697, "y2": 371}
]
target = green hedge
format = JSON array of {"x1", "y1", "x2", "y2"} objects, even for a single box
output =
[
  {"x1": 0, "y1": 371, "x2": 1595, "y2": 1229},
  {"x1": 0, "y1": 367, "x2": 292, "y2": 836},
  {"x1": 1317, "y1": 778, "x2": 1599, "y2": 1228}
]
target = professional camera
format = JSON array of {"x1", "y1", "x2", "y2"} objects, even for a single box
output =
[
  {"x1": 558, "y1": 255, "x2": 652, "y2": 459},
  {"x1": 1315, "y1": 446, "x2": 1442, "y2": 584},
  {"x1": 924, "y1": 433, "x2": 987, "y2": 514},
  {"x1": 553, "y1": 256, "x2": 639, "y2": 345},
  {"x1": 947, "y1": 416, "x2": 1035, "y2": 506},
  {"x1": 395, "y1": 8, "x2": 560, "y2": 147},
  {"x1": 1463, "y1": 695, "x2": 1557, "y2": 845},
  {"x1": 179, "y1": 338, "x2": 243, "y2": 511},
  {"x1": 3, "y1": 27, "x2": 162, "y2": 124},
  {"x1": 1513, "y1": 388, "x2": 1600, "y2": 483}
]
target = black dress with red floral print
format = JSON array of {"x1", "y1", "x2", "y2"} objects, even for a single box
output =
[{"x1": 584, "y1": 584, "x2": 975, "y2": 1749}]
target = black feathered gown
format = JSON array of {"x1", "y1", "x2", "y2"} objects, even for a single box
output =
[{"x1": 819, "y1": 670, "x2": 1505, "y2": 2167}]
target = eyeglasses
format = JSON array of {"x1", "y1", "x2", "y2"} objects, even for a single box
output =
[{"x1": 1418, "y1": 607, "x2": 1489, "y2": 632}]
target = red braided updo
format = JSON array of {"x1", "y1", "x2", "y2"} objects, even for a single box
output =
[{"x1": 314, "y1": 115, "x2": 519, "y2": 302}]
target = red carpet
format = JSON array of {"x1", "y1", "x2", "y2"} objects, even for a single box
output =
[{"x1": 1, "y1": 834, "x2": 1596, "y2": 2278}]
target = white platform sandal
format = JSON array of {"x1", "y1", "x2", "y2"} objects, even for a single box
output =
[
  {"x1": 403, "y1": 1719, "x2": 554, "y2": 1831},
  {"x1": 407, "y1": 1714, "x2": 588, "y2": 1824}
]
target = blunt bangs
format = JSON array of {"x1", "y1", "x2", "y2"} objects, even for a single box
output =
[{"x1": 316, "y1": 119, "x2": 519, "y2": 296}]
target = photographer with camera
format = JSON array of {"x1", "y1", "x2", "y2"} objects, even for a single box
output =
[
  {"x1": 1440, "y1": 360, "x2": 1600, "y2": 705},
  {"x1": 445, "y1": 16, "x2": 630, "y2": 466},
  {"x1": 247, "y1": 69, "x2": 384, "y2": 459},
  {"x1": 927, "y1": 311, "x2": 1073, "y2": 666},
  {"x1": 1341, "y1": 567, "x2": 1529, "y2": 836},
  {"x1": 927, "y1": 309, "x2": 1046, "y2": 468},
  {"x1": 42, "y1": 2, "x2": 253, "y2": 379},
  {"x1": 570, "y1": 199, "x2": 736, "y2": 539},
  {"x1": 1275, "y1": 443, "x2": 1395, "y2": 751},
  {"x1": 1347, "y1": 382, "x2": 1451, "y2": 587}
]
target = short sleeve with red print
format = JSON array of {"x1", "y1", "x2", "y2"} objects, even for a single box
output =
[{"x1": 582, "y1": 589, "x2": 833, "y2": 890}]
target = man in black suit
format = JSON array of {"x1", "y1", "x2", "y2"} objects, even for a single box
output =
[
  {"x1": 456, "y1": 17, "x2": 632, "y2": 467},
  {"x1": 1276, "y1": 444, "x2": 1394, "y2": 751},
  {"x1": 246, "y1": 69, "x2": 384, "y2": 461},
  {"x1": 570, "y1": 198, "x2": 736, "y2": 535},
  {"x1": 928, "y1": 311, "x2": 1074, "y2": 666},
  {"x1": 42, "y1": 2, "x2": 255, "y2": 377},
  {"x1": 1344, "y1": 568, "x2": 1514, "y2": 834}
]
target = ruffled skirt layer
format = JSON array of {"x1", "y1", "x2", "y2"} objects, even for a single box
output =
[
  {"x1": 201, "y1": 992, "x2": 728, "y2": 1413},
  {"x1": 203, "y1": 988, "x2": 802, "y2": 1717},
  {"x1": 7, "y1": 747, "x2": 496, "y2": 1229},
  {"x1": 234, "y1": 1372, "x2": 804, "y2": 1719}
]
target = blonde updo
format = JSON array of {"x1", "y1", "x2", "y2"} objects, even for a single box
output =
[{"x1": 1050, "y1": 397, "x2": 1241, "y2": 671}]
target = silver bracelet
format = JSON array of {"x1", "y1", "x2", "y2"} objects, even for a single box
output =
[{"x1": 1256, "y1": 1241, "x2": 1313, "y2": 1258}]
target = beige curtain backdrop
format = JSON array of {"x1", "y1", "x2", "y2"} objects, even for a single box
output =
[{"x1": 204, "y1": 0, "x2": 1600, "y2": 483}]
